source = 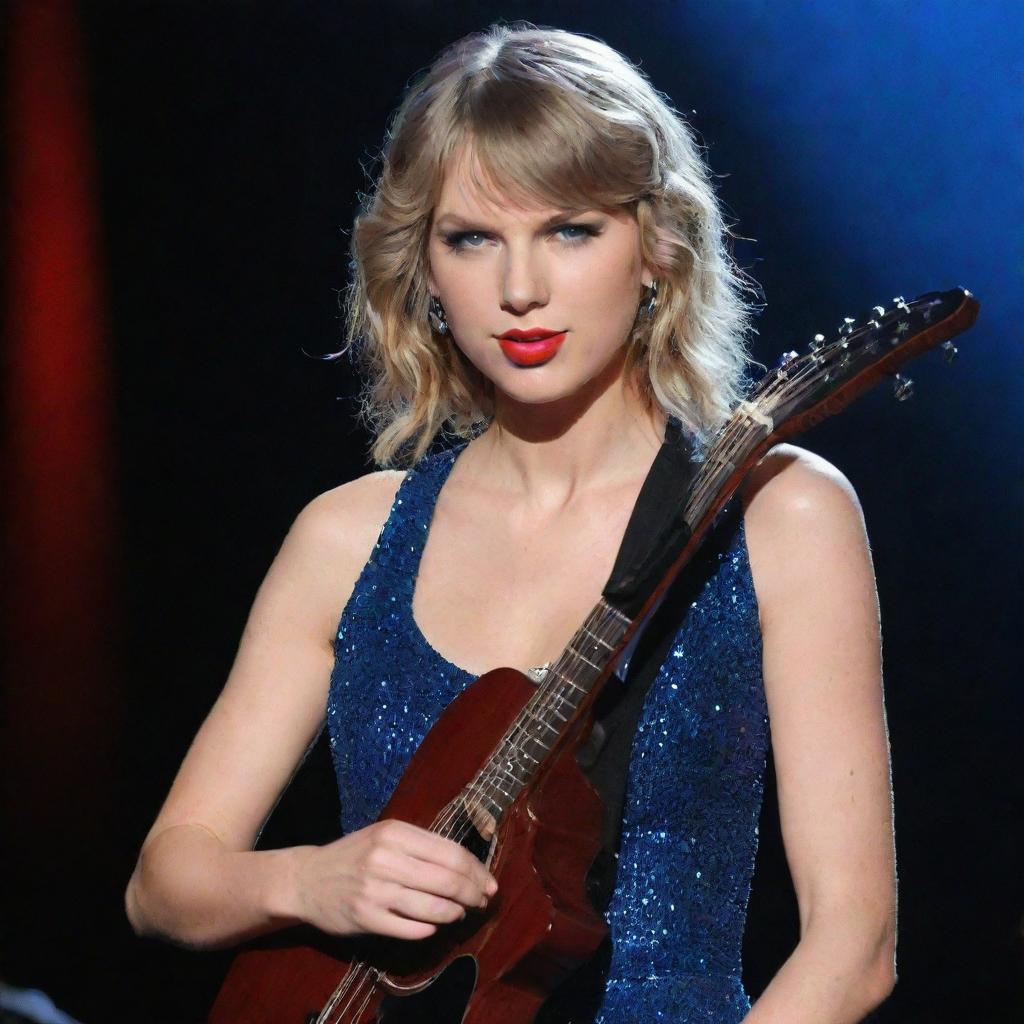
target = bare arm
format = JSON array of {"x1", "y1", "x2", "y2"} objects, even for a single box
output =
[
  {"x1": 125, "y1": 471, "x2": 495, "y2": 951},
  {"x1": 739, "y1": 445, "x2": 897, "y2": 1023}
]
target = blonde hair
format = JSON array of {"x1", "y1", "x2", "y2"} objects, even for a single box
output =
[{"x1": 341, "y1": 20, "x2": 761, "y2": 466}]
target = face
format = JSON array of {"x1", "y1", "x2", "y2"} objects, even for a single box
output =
[{"x1": 426, "y1": 146, "x2": 654, "y2": 409}]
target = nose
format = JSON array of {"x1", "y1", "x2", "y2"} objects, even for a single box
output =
[{"x1": 500, "y1": 242, "x2": 549, "y2": 315}]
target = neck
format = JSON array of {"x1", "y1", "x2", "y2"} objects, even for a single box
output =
[{"x1": 470, "y1": 354, "x2": 667, "y2": 507}]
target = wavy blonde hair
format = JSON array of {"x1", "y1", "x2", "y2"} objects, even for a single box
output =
[{"x1": 341, "y1": 20, "x2": 761, "y2": 466}]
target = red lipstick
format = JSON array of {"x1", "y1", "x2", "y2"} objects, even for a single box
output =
[{"x1": 497, "y1": 328, "x2": 568, "y2": 367}]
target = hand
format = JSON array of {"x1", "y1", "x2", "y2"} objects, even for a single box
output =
[{"x1": 290, "y1": 819, "x2": 499, "y2": 940}]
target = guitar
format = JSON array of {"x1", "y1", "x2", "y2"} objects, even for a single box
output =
[{"x1": 208, "y1": 286, "x2": 980, "y2": 1023}]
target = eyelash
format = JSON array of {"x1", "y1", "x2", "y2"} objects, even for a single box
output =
[{"x1": 441, "y1": 223, "x2": 602, "y2": 252}]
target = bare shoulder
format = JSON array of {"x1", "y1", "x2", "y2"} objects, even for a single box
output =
[
  {"x1": 738, "y1": 442, "x2": 862, "y2": 520},
  {"x1": 737, "y1": 443, "x2": 873, "y2": 631},
  {"x1": 294, "y1": 468, "x2": 406, "y2": 560},
  {"x1": 278, "y1": 468, "x2": 407, "y2": 641}
]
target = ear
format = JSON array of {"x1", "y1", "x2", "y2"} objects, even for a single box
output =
[{"x1": 639, "y1": 250, "x2": 656, "y2": 290}]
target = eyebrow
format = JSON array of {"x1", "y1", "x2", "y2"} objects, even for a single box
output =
[{"x1": 433, "y1": 208, "x2": 590, "y2": 231}]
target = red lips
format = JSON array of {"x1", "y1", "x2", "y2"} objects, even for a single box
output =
[
  {"x1": 497, "y1": 328, "x2": 568, "y2": 366},
  {"x1": 499, "y1": 328, "x2": 563, "y2": 341}
]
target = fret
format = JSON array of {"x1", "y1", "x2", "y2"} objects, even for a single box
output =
[
  {"x1": 520, "y1": 735, "x2": 549, "y2": 758},
  {"x1": 536, "y1": 679, "x2": 580, "y2": 714},
  {"x1": 484, "y1": 777, "x2": 515, "y2": 802},
  {"x1": 462, "y1": 793, "x2": 500, "y2": 822},
  {"x1": 595, "y1": 599, "x2": 632, "y2": 628},
  {"x1": 566, "y1": 645, "x2": 601, "y2": 671},
  {"x1": 528, "y1": 715, "x2": 560, "y2": 737},
  {"x1": 493, "y1": 753, "x2": 528, "y2": 774},
  {"x1": 546, "y1": 668, "x2": 586, "y2": 693},
  {"x1": 498, "y1": 759, "x2": 530, "y2": 785},
  {"x1": 580, "y1": 626, "x2": 614, "y2": 650},
  {"x1": 464, "y1": 599, "x2": 631, "y2": 829}
]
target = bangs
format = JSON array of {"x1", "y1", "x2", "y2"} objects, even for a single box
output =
[{"x1": 438, "y1": 72, "x2": 650, "y2": 216}]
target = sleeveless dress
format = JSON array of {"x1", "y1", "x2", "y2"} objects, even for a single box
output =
[{"x1": 326, "y1": 443, "x2": 770, "y2": 1023}]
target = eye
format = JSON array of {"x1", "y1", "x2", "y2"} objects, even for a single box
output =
[
  {"x1": 440, "y1": 221, "x2": 602, "y2": 253},
  {"x1": 442, "y1": 230, "x2": 489, "y2": 251},
  {"x1": 553, "y1": 223, "x2": 601, "y2": 245}
]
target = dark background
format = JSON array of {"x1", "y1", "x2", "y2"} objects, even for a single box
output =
[{"x1": 2, "y1": 2, "x2": 1021, "y2": 1022}]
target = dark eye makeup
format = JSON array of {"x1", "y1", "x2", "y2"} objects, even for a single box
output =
[{"x1": 440, "y1": 222, "x2": 603, "y2": 252}]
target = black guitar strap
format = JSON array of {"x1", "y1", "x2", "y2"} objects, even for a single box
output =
[
  {"x1": 536, "y1": 417, "x2": 744, "y2": 1022},
  {"x1": 577, "y1": 493, "x2": 743, "y2": 913},
  {"x1": 575, "y1": 414, "x2": 702, "y2": 913}
]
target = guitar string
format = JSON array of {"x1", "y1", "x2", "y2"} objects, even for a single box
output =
[
  {"x1": 320, "y1": 960, "x2": 380, "y2": 1023},
  {"x1": 435, "y1": 603, "x2": 620, "y2": 839},
  {"x1": 442, "y1": 608, "x2": 621, "y2": 843},
  {"x1": 335, "y1": 970, "x2": 377, "y2": 1024},
  {"x1": 319, "y1": 958, "x2": 372, "y2": 1024},
  {"x1": 430, "y1": 419, "x2": 752, "y2": 847},
  {"x1": 317, "y1": 959, "x2": 365, "y2": 1021}
]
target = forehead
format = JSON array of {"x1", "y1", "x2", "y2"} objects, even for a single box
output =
[
  {"x1": 434, "y1": 137, "x2": 641, "y2": 234},
  {"x1": 434, "y1": 143, "x2": 565, "y2": 224}
]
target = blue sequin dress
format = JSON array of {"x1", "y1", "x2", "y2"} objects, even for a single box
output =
[{"x1": 327, "y1": 443, "x2": 770, "y2": 1023}]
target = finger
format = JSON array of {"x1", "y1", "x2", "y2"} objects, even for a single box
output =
[
  {"x1": 384, "y1": 883, "x2": 471, "y2": 926},
  {"x1": 355, "y1": 900, "x2": 438, "y2": 941},
  {"x1": 385, "y1": 854, "x2": 491, "y2": 909},
  {"x1": 379, "y1": 820, "x2": 497, "y2": 892}
]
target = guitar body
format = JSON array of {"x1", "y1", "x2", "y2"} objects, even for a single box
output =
[{"x1": 208, "y1": 667, "x2": 609, "y2": 1024}]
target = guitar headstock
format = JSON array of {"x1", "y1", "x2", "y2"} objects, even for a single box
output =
[{"x1": 749, "y1": 287, "x2": 980, "y2": 428}]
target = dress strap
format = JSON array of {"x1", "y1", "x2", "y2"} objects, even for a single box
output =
[{"x1": 365, "y1": 442, "x2": 468, "y2": 584}]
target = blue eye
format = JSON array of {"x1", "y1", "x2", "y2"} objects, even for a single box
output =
[
  {"x1": 555, "y1": 224, "x2": 595, "y2": 243},
  {"x1": 441, "y1": 222, "x2": 601, "y2": 252},
  {"x1": 444, "y1": 231, "x2": 487, "y2": 250}
]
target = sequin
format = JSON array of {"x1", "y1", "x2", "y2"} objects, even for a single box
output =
[{"x1": 326, "y1": 444, "x2": 769, "y2": 1023}]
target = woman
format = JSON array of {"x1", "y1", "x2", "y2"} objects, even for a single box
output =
[{"x1": 125, "y1": 21, "x2": 897, "y2": 1023}]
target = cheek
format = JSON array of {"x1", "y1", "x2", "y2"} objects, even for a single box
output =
[{"x1": 568, "y1": 250, "x2": 641, "y2": 326}]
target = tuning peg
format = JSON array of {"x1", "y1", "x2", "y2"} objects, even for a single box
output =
[
  {"x1": 809, "y1": 332, "x2": 826, "y2": 351},
  {"x1": 838, "y1": 316, "x2": 856, "y2": 337},
  {"x1": 892, "y1": 374, "x2": 914, "y2": 401},
  {"x1": 872, "y1": 305, "x2": 886, "y2": 318},
  {"x1": 892, "y1": 295, "x2": 910, "y2": 313},
  {"x1": 941, "y1": 340, "x2": 958, "y2": 364}
]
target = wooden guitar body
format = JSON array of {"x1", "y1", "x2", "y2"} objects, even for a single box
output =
[{"x1": 208, "y1": 666, "x2": 609, "y2": 1024}]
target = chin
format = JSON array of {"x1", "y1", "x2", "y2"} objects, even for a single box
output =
[
  {"x1": 491, "y1": 367, "x2": 604, "y2": 408},
  {"x1": 467, "y1": 342, "x2": 625, "y2": 407}
]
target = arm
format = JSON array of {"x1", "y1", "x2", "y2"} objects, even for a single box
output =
[
  {"x1": 126, "y1": 469, "x2": 496, "y2": 950},
  {"x1": 739, "y1": 444, "x2": 897, "y2": 1023}
]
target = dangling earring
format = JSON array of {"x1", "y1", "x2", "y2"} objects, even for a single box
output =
[
  {"x1": 427, "y1": 295, "x2": 450, "y2": 335},
  {"x1": 639, "y1": 280, "x2": 659, "y2": 321}
]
